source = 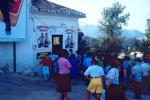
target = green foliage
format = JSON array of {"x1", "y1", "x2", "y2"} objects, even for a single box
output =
[
  {"x1": 145, "y1": 18, "x2": 150, "y2": 40},
  {"x1": 78, "y1": 31, "x2": 89, "y2": 53},
  {"x1": 133, "y1": 38, "x2": 142, "y2": 51},
  {"x1": 140, "y1": 18, "x2": 150, "y2": 55},
  {"x1": 99, "y1": 2, "x2": 130, "y2": 55}
]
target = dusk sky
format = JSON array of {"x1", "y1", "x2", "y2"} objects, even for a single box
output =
[{"x1": 49, "y1": 0, "x2": 150, "y2": 33}]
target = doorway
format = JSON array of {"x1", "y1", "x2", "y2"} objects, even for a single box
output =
[{"x1": 52, "y1": 35, "x2": 63, "y2": 54}]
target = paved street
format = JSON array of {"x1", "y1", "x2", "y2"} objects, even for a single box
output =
[{"x1": 0, "y1": 73, "x2": 150, "y2": 100}]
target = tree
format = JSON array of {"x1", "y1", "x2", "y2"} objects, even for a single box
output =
[
  {"x1": 140, "y1": 18, "x2": 150, "y2": 55},
  {"x1": 99, "y1": 2, "x2": 130, "y2": 56},
  {"x1": 78, "y1": 30, "x2": 89, "y2": 53},
  {"x1": 133, "y1": 37, "x2": 142, "y2": 51}
]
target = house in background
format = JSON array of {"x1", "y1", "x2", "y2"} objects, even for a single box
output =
[{"x1": 0, "y1": 0, "x2": 86, "y2": 73}]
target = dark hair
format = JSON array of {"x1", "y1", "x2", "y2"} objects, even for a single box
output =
[
  {"x1": 92, "y1": 58, "x2": 97, "y2": 65},
  {"x1": 134, "y1": 58, "x2": 142, "y2": 63},
  {"x1": 59, "y1": 49, "x2": 69, "y2": 57},
  {"x1": 124, "y1": 56, "x2": 131, "y2": 60},
  {"x1": 70, "y1": 54, "x2": 76, "y2": 58},
  {"x1": 143, "y1": 55, "x2": 150, "y2": 63}
]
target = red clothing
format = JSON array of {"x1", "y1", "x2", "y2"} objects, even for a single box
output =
[{"x1": 40, "y1": 58, "x2": 53, "y2": 67}]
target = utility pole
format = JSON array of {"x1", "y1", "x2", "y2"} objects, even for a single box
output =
[{"x1": 13, "y1": 42, "x2": 16, "y2": 73}]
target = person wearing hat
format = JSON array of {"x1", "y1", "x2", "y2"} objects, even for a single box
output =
[{"x1": 131, "y1": 58, "x2": 143, "y2": 99}]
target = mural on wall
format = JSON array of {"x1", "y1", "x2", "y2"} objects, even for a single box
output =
[
  {"x1": 37, "y1": 26, "x2": 50, "y2": 49},
  {"x1": 36, "y1": 24, "x2": 76, "y2": 50},
  {"x1": 0, "y1": 0, "x2": 23, "y2": 32},
  {"x1": 65, "y1": 28, "x2": 75, "y2": 49},
  {"x1": 0, "y1": 0, "x2": 26, "y2": 41}
]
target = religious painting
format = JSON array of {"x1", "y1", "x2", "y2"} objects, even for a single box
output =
[
  {"x1": 65, "y1": 35, "x2": 75, "y2": 49},
  {"x1": 37, "y1": 26, "x2": 50, "y2": 49},
  {"x1": 65, "y1": 28, "x2": 75, "y2": 49}
]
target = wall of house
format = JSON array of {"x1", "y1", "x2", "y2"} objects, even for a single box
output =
[
  {"x1": 0, "y1": 0, "x2": 79, "y2": 73},
  {"x1": 0, "y1": 43, "x2": 14, "y2": 71},
  {"x1": 14, "y1": 0, "x2": 79, "y2": 73},
  {"x1": 0, "y1": 0, "x2": 27, "y2": 72},
  {"x1": 32, "y1": 14, "x2": 78, "y2": 51}
]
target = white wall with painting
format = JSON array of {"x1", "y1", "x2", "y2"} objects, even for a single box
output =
[
  {"x1": 0, "y1": 0, "x2": 27, "y2": 72},
  {"x1": 0, "y1": 0, "x2": 80, "y2": 73}
]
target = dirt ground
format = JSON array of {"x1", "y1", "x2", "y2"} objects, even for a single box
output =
[{"x1": 0, "y1": 72, "x2": 150, "y2": 100}]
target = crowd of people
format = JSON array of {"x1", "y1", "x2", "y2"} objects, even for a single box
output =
[{"x1": 38, "y1": 49, "x2": 150, "y2": 100}]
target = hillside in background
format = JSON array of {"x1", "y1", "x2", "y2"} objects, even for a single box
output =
[{"x1": 80, "y1": 25, "x2": 145, "y2": 39}]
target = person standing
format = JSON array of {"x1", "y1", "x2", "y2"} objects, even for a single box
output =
[
  {"x1": 57, "y1": 49, "x2": 72, "y2": 100},
  {"x1": 84, "y1": 58, "x2": 104, "y2": 100},
  {"x1": 141, "y1": 56, "x2": 150, "y2": 94},
  {"x1": 39, "y1": 56, "x2": 53, "y2": 81},
  {"x1": 105, "y1": 58, "x2": 126, "y2": 100},
  {"x1": 69, "y1": 54, "x2": 80, "y2": 85},
  {"x1": 83, "y1": 52, "x2": 93, "y2": 85},
  {"x1": 122, "y1": 56, "x2": 132, "y2": 89},
  {"x1": 131, "y1": 58, "x2": 143, "y2": 99}
]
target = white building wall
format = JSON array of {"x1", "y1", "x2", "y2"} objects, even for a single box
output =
[
  {"x1": 0, "y1": 0, "x2": 28, "y2": 72},
  {"x1": 0, "y1": 0, "x2": 79, "y2": 73},
  {"x1": 14, "y1": 0, "x2": 79, "y2": 73},
  {"x1": 0, "y1": 43, "x2": 13, "y2": 71},
  {"x1": 32, "y1": 14, "x2": 78, "y2": 51},
  {"x1": 15, "y1": 0, "x2": 35, "y2": 72}
]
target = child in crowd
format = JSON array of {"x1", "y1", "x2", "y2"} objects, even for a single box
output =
[
  {"x1": 84, "y1": 58, "x2": 104, "y2": 100},
  {"x1": 39, "y1": 56, "x2": 53, "y2": 81}
]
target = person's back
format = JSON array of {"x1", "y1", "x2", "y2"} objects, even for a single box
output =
[
  {"x1": 141, "y1": 57, "x2": 150, "y2": 94},
  {"x1": 57, "y1": 57, "x2": 71, "y2": 74},
  {"x1": 40, "y1": 57, "x2": 52, "y2": 67},
  {"x1": 84, "y1": 59, "x2": 104, "y2": 100},
  {"x1": 39, "y1": 56, "x2": 53, "y2": 81},
  {"x1": 106, "y1": 67, "x2": 119, "y2": 85},
  {"x1": 132, "y1": 63, "x2": 143, "y2": 82},
  {"x1": 142, "y1": 62, "x2": 150, "y2": 76},
  {"x1": 131, "y1": 58, "x2": 143, "y2": 99},
  {"x1": 69, "y1": 54, "x2": 80, "y2": 84},
  {"x1": 122, "y1": 57, "x2": 132, "y2": 89},
  {"x1": 85, "y1": 65, "x2": 104, "y2": 78}
]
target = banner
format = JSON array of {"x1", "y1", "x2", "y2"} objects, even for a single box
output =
[{"x1": 0, "y1": 0, "x2": 26, "y2": 42}]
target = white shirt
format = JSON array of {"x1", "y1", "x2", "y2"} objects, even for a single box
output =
[
  {"x1": 106, "y1": 68, "x2": 119, "y2": 85},
  {"x1": 84, "y1": 65, "x2": 104, "y2": 77},
  {"x1": 132, "y1": 63, "x2": 143, "y2": 82},
  {"x1": 142, "y1": 62, "x2": 150, "y2": 76}
]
